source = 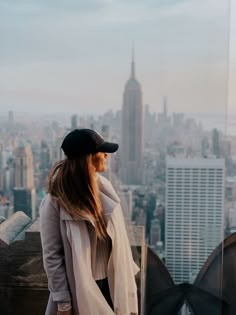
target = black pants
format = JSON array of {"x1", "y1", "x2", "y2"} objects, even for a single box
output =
[{"x1": 96, "y1": 278, "x2": 114, "y2": 310}]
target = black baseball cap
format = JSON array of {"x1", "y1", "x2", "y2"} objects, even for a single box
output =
[{"x1": 61, "y1": 128, "x2": 119, "y2": 159}]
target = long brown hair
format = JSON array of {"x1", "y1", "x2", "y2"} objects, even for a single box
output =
[{"x1": 47, "y1": 154, "x2": 108, "y2": 239}]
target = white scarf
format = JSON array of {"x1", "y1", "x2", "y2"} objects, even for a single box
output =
[{"x1": 65, "y1": 175, "x2": 139, "y2": 315}]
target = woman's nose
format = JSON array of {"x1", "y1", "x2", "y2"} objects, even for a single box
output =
[{"x1": 104, "y1": 152, "x2": 108, "y2": 158}]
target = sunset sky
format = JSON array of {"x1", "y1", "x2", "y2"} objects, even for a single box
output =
[{"x1": 0, "y1": 0, "x2": 235, "y2": 115}]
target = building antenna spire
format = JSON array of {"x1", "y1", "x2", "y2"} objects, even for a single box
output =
[{"x1": 131, "y1": 41, "x2": 135, "y2": 78}]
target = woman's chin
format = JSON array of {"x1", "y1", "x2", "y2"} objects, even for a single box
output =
[{"x1": 97, "y1": 166, "x2": 106, "y2": 173}]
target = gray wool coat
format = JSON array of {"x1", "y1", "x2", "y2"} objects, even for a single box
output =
[
  {"x1": 40, "y1": 193, "x2": 79, "y2": 315},
  {"x1": 39, "y1": 175, "x2": 139, "y2": 315}
]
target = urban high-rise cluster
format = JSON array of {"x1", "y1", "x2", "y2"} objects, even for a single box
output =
[{"x1": 0, "y1": 55, "x2": 236, "y2": 301}]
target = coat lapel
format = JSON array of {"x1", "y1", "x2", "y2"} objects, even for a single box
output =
[
  {"x1": 98, "y1": 175, "x2": 120, "y2": 220},
  {"x1": 60, "y1": 208, "x2": 74, "y2": 220}
]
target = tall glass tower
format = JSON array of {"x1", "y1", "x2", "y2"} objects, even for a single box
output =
[{"x1": 165, "y1": 157, "x2": 224, "y2": 284}]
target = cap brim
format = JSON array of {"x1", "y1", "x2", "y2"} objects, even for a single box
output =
[{"x1": 97, "y1": 142, "x2": 119, "y2": 153}]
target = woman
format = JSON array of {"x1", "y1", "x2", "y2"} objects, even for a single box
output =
[{"x1": 40, "y1": 128, "x2": 139, "y2": 315}]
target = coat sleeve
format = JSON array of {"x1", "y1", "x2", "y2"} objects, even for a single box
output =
[{"x1": 39, "y1": 194, "x2": 71, "y2": 302}]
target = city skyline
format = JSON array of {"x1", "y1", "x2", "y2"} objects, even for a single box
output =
[
  {"x1": 0, "y1": 0, "x2": 235, "y2": 115},
  {"x1": 1, "y1": 89, "x2": 236, "y2": 314}
]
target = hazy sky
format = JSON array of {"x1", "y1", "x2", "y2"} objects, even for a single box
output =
[{"x1": 0, "y1": 0, "x2": 235, "y2": 115}]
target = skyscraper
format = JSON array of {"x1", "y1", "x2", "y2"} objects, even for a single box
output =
[
  {"x1": 71, "y1": 114, "x2": 78, "y2": 130},
  {"x1": 120, "y1": 50, "x2": 144, "y2": 185},
  {"x1": 13, "y1": 143, "x2": 36, "y2": 218},
  {"x1": 14, "y1": 144, "x2": 34, "y2": 189},
  {"x1": 212, "y1": 128, "x2": 221, "y2": 158},
  {"x1": 165, "y1": 157, "x2": 224, "y2": 284}
]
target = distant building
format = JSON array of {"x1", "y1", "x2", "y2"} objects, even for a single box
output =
[
  {"x1": 150, "y1": 218, "x2": 161, "y2": 246},
  {"x1": 120, "y1": 50, "x2": 144, "y2": 185},
  {"x1": 3, "y1": 165, "x2": 14, "y2": 194},
  {"x1": 38, "y1": 141, "x2": 51, "y2": 191},
  {"x1": 13, "y1": 143, "x2": 36, "y2": 218},
  {"x1": 144, "y1": 104, "x2": 157, "y2": 145},
  {"x1": 201, "y1": 136, "x2": 210, "y2": 157},
  {"x1": 212, "y1": 128, "x2": 221, "y2": 157},
  {"x1": 172, "y1": 112, "x2": 184, "y2": 129},
  {"x1": 157, "y1": 96, "x2": 170, "y2": 127},
  {"x1": 228, "y1": 205, "x2": 236, "y2": 228},
  {"x1": 101, "y1": 124, "x2": 110, "y2": 140},
  {"x1": 14, "y1": 144, "x2": 34, "y2": 189},
  {"x1": 40, "y1": 141, "x2": 50, "y2": 172},
  {"x1": 226, "y1": 176, "x2": 236, "y2": 202},
  {"x1": 13, "y1": 188, "x2": 36, "y2": 219},
  {"x1": 135, "y1": 209, "x2": 146, "y2": 227},
  {"x1": 51, "y1": 136, "x2": 64, "y2": 165},
  {"x1": 167, "y1": 141, "x2": 185, "y2": 157},
  {"x1": 165, "y1": 157, "x2": 224, "y2": 284},
  {"x1": 71, "y1": 114, "x2": 78, "y2": 130}
]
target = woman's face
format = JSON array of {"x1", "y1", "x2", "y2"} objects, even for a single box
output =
[{"x1": 92, "y1": 152, "x2": 108, "y2": 172}]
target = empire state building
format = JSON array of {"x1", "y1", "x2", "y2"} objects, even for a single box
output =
[{"x1": 120, "y1": 53, "x2": 144, "y2": 185}]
